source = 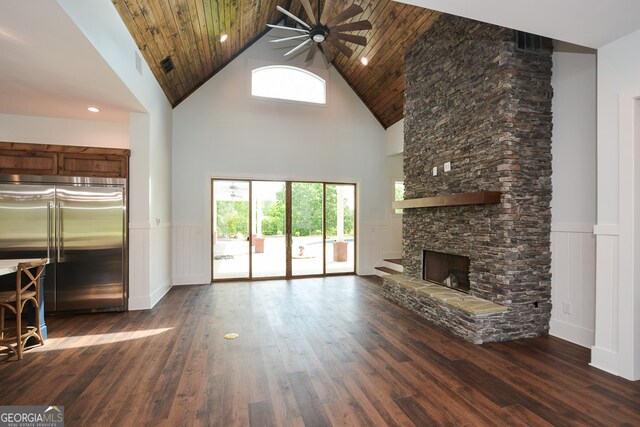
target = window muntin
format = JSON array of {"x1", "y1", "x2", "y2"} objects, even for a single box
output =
[{"x1": 251, "y1": 65, "x2": 326, "y2": 104}]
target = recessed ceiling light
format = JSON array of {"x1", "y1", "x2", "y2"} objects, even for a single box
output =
[
  {"x1": 360, "y1": 57, "x2": 369, "y2": 66},
  {"x1": 220, "y1": 34, "x2": 228, "y2": 43},
  {"x1": 88, "y1": 107, "x2": 100, "y2": 113}
]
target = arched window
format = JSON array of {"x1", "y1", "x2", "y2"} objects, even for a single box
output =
[{"x1": 251, "y1": 65, "x2": 326, "y2": 104}]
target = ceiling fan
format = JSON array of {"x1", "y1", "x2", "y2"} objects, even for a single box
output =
[{"x1": 267, "y1": 0, "x2": 372, "y2": 65}]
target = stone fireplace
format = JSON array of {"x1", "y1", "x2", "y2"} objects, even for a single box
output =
[
  {"x1": 423, "y1": 250, "x2": 470, "y2": 293},
  {"x1": 382, "y1": 14, "x2": 553, "y2": 344}
]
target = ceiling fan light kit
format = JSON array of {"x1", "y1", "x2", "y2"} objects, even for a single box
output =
[{"x1": 269, "y1": 0, "x2": 372, "y2": 66}]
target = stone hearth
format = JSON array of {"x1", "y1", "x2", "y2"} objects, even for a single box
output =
[{"x1": 384, "y1": 14, "x2": 553, "y2": 344}]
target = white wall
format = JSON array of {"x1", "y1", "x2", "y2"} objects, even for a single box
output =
[
  {"x1": 386, "y1": 154, "x2": 404, "y2": 260},
  {"x1": 549, "y1": 42, "x2": 597, "y2": 348},
  {"x1": 386, "y1": 119, "x2": 404, "y2": 156},
  {"x1": 172, "y1": 30, "x2": 389, "y2": 284},
  {"x1": 593, "y1": 28, "x2": 640, "y2": 380},
  {"x1": 0, "y1": 113, "x2": 129, "y2": 148},
  {"x1": 58, "y1": 0, "x2": 173, "y2": 309}
]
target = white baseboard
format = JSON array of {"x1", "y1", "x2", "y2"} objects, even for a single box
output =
[
  {"x1": 549, "y1": 319, "x2": 594, "y2": 348},
  {"x1": 173, "y1": 275, "x2": 210, "y2": 286},
  {"x1": 128, "y1": 295, "x2": 151, "y2": 311},
  {"x1": 358, "y1": 267, "x2": 376, "y2": 276},
  {"x1": 151, "y1": 282, "x2": 172, "y2": 307},
  {"x1": 590, "y1": 346, "x2": 621, "y2": 377}
]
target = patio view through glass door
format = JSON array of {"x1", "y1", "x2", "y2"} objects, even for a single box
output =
[
  {"x1": 212, "y1": 180, "x2": 250, "y2": 280},
  {"x1": 325, "y1": 184, "x2": 355, "y2": 274},
  {"x1": 291, "y1": 182, "x2": 324, "y2": 276},
  {"x1": 252, "y1": 181, "x2": 286, "y2": 278},
  {"x1": 211, "y1": 179, "x2": 356, "y2": 281}
]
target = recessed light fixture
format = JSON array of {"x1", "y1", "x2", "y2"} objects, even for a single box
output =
[
  {"x1": 87, "y1": 107, "x2": 100, "y2": 113},
  {"x1": 360, "y1": 57, "x2": 369, "y2": 66},
  {"x1": 220, "y1": 34, "x2": 228, "y2": 43}
]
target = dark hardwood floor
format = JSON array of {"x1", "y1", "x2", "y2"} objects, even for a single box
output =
[{"x1": 1, "y1": 276, "x2": 639, "y2": 426}]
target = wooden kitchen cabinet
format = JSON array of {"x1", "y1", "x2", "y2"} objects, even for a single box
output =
[{"x1": 0, "y1": 142, "x2": 130, "y2": 178}]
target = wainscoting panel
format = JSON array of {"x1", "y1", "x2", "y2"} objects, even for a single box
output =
[
  {"x1": 550, "y1": 224, "x2": 596, "y2": 347},
  {"x1": 129, "y1": 222, "x2": 173, "y2": 310},
  {"x1": 150, "y1": 224, "x2": 172, "y2": 306},
  {"x1": 591, "y1": 228, "x2": 620, "y2": 373},
  {"x1": 129, "y1": 223, "x2": 150, "y2": 310},
  {"x1": 172, "y1": 223, "x2": 208, "y2": 285}
]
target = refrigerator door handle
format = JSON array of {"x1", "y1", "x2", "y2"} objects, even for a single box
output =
[
  {"x1": 56, "y1": 201, "x2": 63, "y2": 263},
  {"x1": 47, "y1": 201, "x2": 53, "y2": 261}
]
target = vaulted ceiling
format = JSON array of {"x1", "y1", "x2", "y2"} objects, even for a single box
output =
[{"x1": 112, "y1": 0, "x2": 440, "y2": 128}]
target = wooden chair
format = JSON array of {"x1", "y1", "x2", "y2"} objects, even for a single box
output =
[{"x1": 0, "y1": 259, "x2": 47, "y2": 360}]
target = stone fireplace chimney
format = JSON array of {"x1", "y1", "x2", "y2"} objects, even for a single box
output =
[{"x1": 390, "y1": 14, "x2": 553, "y2": 343}]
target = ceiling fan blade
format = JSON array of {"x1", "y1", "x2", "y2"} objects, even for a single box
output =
[
  {"x1": 326, "y1": 4, "x2": 363, "y2": 27},
  {"x1": 298, "y1": 0, "x2": 317, "y2": 24},
  {"x1": 305, "y1": 42, "x2": 317, "y2": 65},
  {"x1": 326, "y1": 37, "x2": 353, "y2": 58},
  {"x1": 330, "y1": 20, "x2": 372, "y2": 33},
  {"x1": 334, "y1": 33, "x2": 367, "y2": 46},
  {"x1": 277, "y1": 5, "x2": 311, "y2": 30},
  {"x1": 320, "y1": 0, "x2": 336, "y2": 24},
  {"x1": 270, "y1": 35, "x2": 310, "y2": 43},
  {"x1": 319, "y1": 43, "x2": 334, "y2": 64},
  {"x1": 284, "y1": 38, "x2": 312, "y2": 56},
  {"x1": 267, "y1": 24, "x2": 310, "y2": 33}
]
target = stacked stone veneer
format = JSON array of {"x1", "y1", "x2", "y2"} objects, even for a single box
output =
[{"x1": 386, "y1": 14, "x2": 554, "y2": 343}]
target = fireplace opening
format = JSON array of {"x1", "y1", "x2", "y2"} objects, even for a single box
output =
[{"x1": 423, "y1": 250, "x2": 470, "y2": 293}]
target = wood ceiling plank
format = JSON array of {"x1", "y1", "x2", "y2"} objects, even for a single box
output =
[
  {"x1": 158, "y1": 0, "x2": 202, "y2": 90},
  {"x1": 376, "y1": 92, "x2": 405, "y2": 126},
  {"x1": 204, "y1": 0, "x2": 221, "y2": 65},
  {"x1": 183, "y1": 0, "x2": 208, "y2": 79},
  {"x1": 194, "y1": 0, "x2": 214, "y2": 76},
  {"x1": 341, "y1": 2, "x2": 411, "y2": 79},
  {"x1": 166, "y1": 0, "x2": 197, "y2": 80},
  {"x1": 353, "y1": 10, "x2": 438, "y2": 107},
  {"x1": 114, "y1": 0, "x2": 182, "y2": 103},
  {"x1": 351, "y1": 13, "x2": 425, "y2": 96},
  {"x1": 343, "y1": 7, "x2": 439, "y2": 127},
  {"x1": 333, "y1": 0, "x2": 396, "y2": 73},
  {"x1": 369, "y1": 74, "x2": 403, "y2": 112},
  {"x1": 145, "y1": 0, "x2": 198, "y2": 99}
]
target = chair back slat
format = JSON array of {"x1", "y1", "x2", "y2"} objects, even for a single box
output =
[{"x1": 16, "y1": 259, "x2": 47, "y2": 295}]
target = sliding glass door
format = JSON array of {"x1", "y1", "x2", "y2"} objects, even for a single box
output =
[
  {"x1": 212, "y1": 180, "x2": 250, "y2": 280},
  {"x1": 252, "y1": 181, "x2": 287, "y2": 278},
  {"x1": 211, "y1": 179, "x2": 356, "y2": 281},
  {"x1": 291, "y1": 182, "x2": 324, "y2": 276},
  {"x1": 325, "y1": 184, "x2": 356, "y2": 274}
]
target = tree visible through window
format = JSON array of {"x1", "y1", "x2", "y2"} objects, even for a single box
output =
[
  {"x1": 251, "y1": 65, "x2": 326, "y2": 104},
  {"x1": 394, "y1": 181, "x2": 405, "y2": 214}
]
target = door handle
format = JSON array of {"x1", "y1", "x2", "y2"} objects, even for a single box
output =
[
  {"x1": 56, "y1": 201, "x2": 63, "y2": 263},
  {"x1": 47, "y1": 201, "x2": 53, "y2": 261}
]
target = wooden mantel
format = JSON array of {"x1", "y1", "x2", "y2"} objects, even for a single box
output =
[{"x1": 392, "y1": 191, "x2": 501, "y2": 209}]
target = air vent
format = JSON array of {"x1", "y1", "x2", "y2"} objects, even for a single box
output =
[
  {"x1": 515, "y1": 31, "x2": 543, "y2": 52},
  {"x1": 160, "y1": 56, "x2": 174, "y2": 73}
]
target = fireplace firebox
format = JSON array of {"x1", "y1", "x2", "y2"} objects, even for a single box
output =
[{"x1": 423, "y1": 250, "x2": 470, "y2": 293}]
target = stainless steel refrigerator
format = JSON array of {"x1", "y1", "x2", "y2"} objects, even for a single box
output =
[{"x1": 0, "y1": 175, "x2": 127, "y2": 312}]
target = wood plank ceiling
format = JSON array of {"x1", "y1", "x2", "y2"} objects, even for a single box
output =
[{"x1": 113, "y1": 0, "x2": 440, "y2": 128}]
